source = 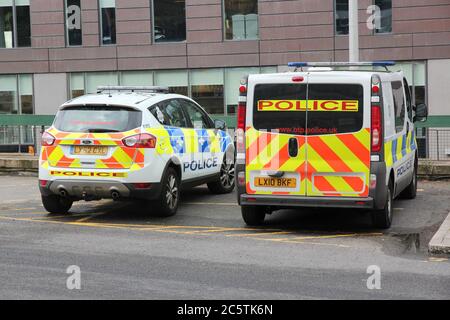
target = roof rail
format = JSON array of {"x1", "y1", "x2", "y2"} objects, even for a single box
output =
[
  {"x1": 97, "y1": 86, "x2": 169, "y2": 94},
  {"x1": 288, "y1": 61, "x2": 396, "y2": 71}
]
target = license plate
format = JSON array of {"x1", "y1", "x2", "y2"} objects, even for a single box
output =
[
  {"x1": 254, "y1": 177, "x2": 297, "y2": 188},
  {"x1": 73, "y1": 146, "x2": 108, "y2": 156}
]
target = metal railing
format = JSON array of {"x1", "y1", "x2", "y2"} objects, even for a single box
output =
[{"x1": 425, "y1": 128, "x2": 450, "y2": 161}]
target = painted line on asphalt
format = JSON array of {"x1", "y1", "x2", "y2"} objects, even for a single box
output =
[
  {"x1": 183, "y1": 202, "x2": 238, "y2": 206},
  {"x1": 265, "y1": 232, "x2": 383, "y2": 242},
  {"x1": 226, "y1": 231, "x2": 295, "y2": 238}
]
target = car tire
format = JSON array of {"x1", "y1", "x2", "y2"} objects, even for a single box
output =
[
  {"x1": 241, "y1": 206, "x2": 266, "y2": 226},
  {"x1": 41, "y1": 195, "x2": 73, "y2": 214},
  {"x1": 401, "y1": 160, "x2": 417, "y2": 200},
  {"x1": 207, "y1": 154, "x2": 235, "y2": 194},
  {"x1": 371, "y1": 180, "x2": 393, "y2": 229},
  {"x1": 155, "y1": 167, "x2": 180, "y2": 217}
]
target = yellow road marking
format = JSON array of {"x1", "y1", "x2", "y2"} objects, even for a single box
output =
[
  {"x1": 417, "y1": 189, "x2": 425, "y2": 192},
  {"x1": 268, "y1": 232, "x2": 383, "y2": 242},
  {"x1": 226, "y1": 231, "x2": 294, "y2": 238},
  {"x1": 428, "y1": 257, "x2": 448, "y2": 262}
]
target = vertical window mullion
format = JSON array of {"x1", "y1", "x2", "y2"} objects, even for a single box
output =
[{"x1": 12, "y1": 0, "x2": 16, "y2": 47}]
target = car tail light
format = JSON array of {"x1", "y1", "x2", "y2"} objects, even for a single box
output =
[
  {"x1": 123, "y1": 133, "x2": 156, "y2": 148},
  {"x1": 39, "y1": 180, "x2": 48, "y2": 187},
  {"x1": 133, "y1": 183, "x2": 152, "y2": 189},
  {"x1": 41, "y1": 132, "x2": 55, "y2": 146},
  {"x1": 371, "y1": 105, "x2": 382, "y2": 153}
]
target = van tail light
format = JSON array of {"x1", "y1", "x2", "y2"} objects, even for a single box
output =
[
  {"x1": 41, "y1": 132, "x2": 55, "y2": 146},
  {"x1": 236, "y1": 101, "x2": 246, "y2": 154},
  {"x1": 371, "y1": 105, "x2": 382, "y2": 153},
  {"x1": 123, "y1": 133, "x2": 156, "y2": 148}
]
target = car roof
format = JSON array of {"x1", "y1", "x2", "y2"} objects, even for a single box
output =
[{"x1": 60, "y1": 92, "x2": 192, "y2": 111}]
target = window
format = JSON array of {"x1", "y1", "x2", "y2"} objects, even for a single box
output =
[
  {"x1": 374, "y1": 0, "x2": 392, "y2": 34},
  {"x1": 153, "y1": 0, "x2": 186, "y2": 43},
  {"x1": 403, "y1": 78, "x2": 413, "y2": 122},
  {"x1": 121, "y1": 71, "x2": 153, "y2": 86},
  {"x1": 190, "y1": 69, "x2": 224, "y2": 115},
  {"x1": 54, "y1": 106, "x2": 142, "y2": 133},
  {"x1": 335, "y1": 0, "x2": 348, "y2": 35},
  {"x1": 392, "y1": 81, "x2": 406, "y2": 133},
  {"x1": 224, "y1": 0, "x2": 258, "y2": 40},
  {"x1": 182, "y1": 100, "x2": 212, "y2": 129},
  {"x1": 85, "y1": 72, "x2": 118, "y2": 94},
  {"x1": 154, "y1": 70, "x2": 188, "y2": 95},
  {"x1": 65, "y1": 0, "x2": 82, "y2": 46},
  {"x1": 0, "y1": 0, "x2": 31, "y2": 48},
  {"x1": 0, "y1": 74, "x2": 32, "y2": 115},
  {"x1": 99, "y1": 0, "x2": 116, "y2": 45},
  {"x1": 150, "y1": 99, "x2": 188, "y2": 128},
  {"x1": 70, "y1": 73, "x2": 85, "y2": 98}
]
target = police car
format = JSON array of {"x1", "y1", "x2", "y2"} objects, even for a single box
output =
[
  {"x1": 39, "y1": 86, "x2": 235, "y2": 217},
  {"x1": 235, "y1": 62, "x2": 428, "y2": 229}
]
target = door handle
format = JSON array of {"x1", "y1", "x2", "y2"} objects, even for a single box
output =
[{"x1": 288, "y1": 138, "x2": 298, "y2": 157}]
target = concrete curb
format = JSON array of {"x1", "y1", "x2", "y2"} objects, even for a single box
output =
[
  {"x1": 418, "y1": 160, "x2": 450, "y2": 178},
  {"x1": 429, "y1": 212, "x2": 450, "y2": 255},
  {"x1": 0, "y1": 157, "x2": 38, "y2": 171}
]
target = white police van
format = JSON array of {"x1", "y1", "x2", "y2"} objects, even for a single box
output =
[
  {"x1": 235, "y1": 62, "x2": 428, "y2": 228},
  {"x1": 39, "y1": 86, "x2": 235, "y2": 216}
]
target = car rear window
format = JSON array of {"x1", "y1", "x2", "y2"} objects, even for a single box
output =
[
  {"x1": 54, "y1": 106, "x2": 142, "y2": 133},
  {"x1": 253, "y1": 83, "x2": 364, "y2": 135}
]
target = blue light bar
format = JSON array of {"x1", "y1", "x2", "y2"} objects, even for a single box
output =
[{"x1": 288, "y1": 62, "x2": 308, "y2": 68}]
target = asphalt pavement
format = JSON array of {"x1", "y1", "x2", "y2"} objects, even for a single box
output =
[{"x1": 0, "y1": 175, "x2": 449, "y2": 299}]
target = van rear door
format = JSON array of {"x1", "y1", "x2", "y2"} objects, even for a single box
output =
[
  {"x1": 305, "y1": 79, "x2": 370, "y2": 198},
  {"x1": 246, "y1": 79, "x2": 308, "y2": 196}
]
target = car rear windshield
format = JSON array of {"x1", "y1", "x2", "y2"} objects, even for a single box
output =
[
  {"x1": 253, "y1": 83, "x2": 364, "y2": 135},
  {"x1": 54, "y1": 106, "x2": 142, "y2": 133}
]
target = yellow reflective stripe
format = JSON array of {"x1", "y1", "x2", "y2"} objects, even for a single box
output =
[
  {"x1": 207, "y1": 130, "x2": 221, "y2": 153},
  {"x1": 250, "y1": 133, "x2": 280, "y2": 167},
  {"x1": 112, "y1": 147, "x2": 133, "y2": 165},
  {"x1": 245, "y1": 128, "x2": 260, "y2": 150},
  {"x1": 396, "y1": 135, "x2": 403, "y2": 161},
  {"x1": 353, "y1": 129, "x2": 371, "y2": 147},
  {"x1": 385, "y1": 140, "x2": 393, "y2": 167},
  {"x1": 147, "y1": 127, "x2": 173, "y2": 155},
  {"x1": 307, "y1": 146, "x2": 354, "y2": 194},
  {"x1": 48, "y1": 146, "x2": 65, "y2": 165},
  {"x1": 95, "y1": 160, "x2": 109, "y2": 169},
  {"x1": 324, "y1": 135, "x2": 368, "y2": 173},
  {"x1": 180, "y1": 128, "x2": 198, "y2": 153}
]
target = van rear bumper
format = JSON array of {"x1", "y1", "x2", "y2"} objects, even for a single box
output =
[{"x1": 240, "y1": 194, "x2": 374, "y2": 209}]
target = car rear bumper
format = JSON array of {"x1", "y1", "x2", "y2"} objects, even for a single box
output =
[
  {"x1": 240, "y1": 194, "x2": 374, "y2": 209},
  {"x1": 39, "y1": 179, "x2": 162, "y2": 201}
]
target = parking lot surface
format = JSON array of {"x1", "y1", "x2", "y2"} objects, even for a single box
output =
[{"x1": 0, "y1": 175, "x2": 449, "y2": 299}]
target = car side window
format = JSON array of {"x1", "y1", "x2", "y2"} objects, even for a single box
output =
[
  {"x1": 181, "y1": 100, "x2": 212, "y2": 129},
  {"x1": 391, "y1": 81, "x2": 406, "y2": 133},
  {"x1": 403, "y1": 78, "x2": 414, "y2": 122},
  {"x1": 149, "y1": 99, "x2": 188, "y2": 128}
]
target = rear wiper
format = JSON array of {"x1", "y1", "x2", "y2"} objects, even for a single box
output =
[{"x1": 87, "y1": 129, "x2": 120, "y2": 133}]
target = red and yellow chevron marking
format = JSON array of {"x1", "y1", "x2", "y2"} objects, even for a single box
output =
[
  {"x1": 42, "y1": 128, "x2": 145, "y2": 171},
  {"x1": 245, "y1": 128, "x2": 371, "y2": 198}
]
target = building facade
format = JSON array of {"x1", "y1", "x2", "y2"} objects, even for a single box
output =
[{"x1": 1, "y1": 0, "x2": 450, "y2": 152}]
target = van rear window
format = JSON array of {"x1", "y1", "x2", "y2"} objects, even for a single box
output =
[
  {"x1": 54, "y1": 106, "x2": 142, "y2": 133},
  {"x1": 253, "y1": 83, "x2": 364, "y2": 135}
]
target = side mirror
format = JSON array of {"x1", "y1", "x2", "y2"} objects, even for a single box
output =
[
  {"x1": 414, "y1": 103, "x2": 428, "y2": 122},
  {"x1": 214, "y1": 119, "x2": 227, "y2": 131}
]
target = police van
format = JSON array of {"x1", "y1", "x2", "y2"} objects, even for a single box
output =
[
  {"x1": 39, "y1": 86, "x2": 235, "y2": 216},
  {"x1": 235, "y1": 62, "x2": 428, "y2": 229}
]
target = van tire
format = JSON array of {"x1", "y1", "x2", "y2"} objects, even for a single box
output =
[
  {"x1": 207, "y1": 155, "x2": 235, "y2": 194},
  {"x1": 154, "y1": 167, "x2": 180, "y2": 217},
  {"x1": 371, "y1": 181, "x2": 393, "y2": 229},
  {"x1": 241, "y1": 206, "x2": 266, "y2": 226},
  {"x1": 401, "y1": 160, "x2": 417, "y2": 199},
  {"x1": 41, "y1": 195, "x2": 73, "y2": 214}
]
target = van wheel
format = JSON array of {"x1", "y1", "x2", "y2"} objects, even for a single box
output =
[
  {"x1": 207, "y1": 155, "x2": 235, "y2": 194},
  {"x1": 41, "y1": 195, "x2": 73, "y2": 214},
  {"x1": 371, "y1": 181, "x2": 393, "y2": 229},
  {"x1": 155, "y1": 167, "x2": 180, "y2": 217},
  {"x1": 241, "y1": 206, "x2": 266, "y2": 226},
  {"x1": 401, "y1": 161, "x2": 417, "y2": 199}
]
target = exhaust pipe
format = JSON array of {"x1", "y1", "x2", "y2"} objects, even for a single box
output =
[
  {"x1": 111, "y1": 190, "x2": 120, "y2": 201},
  {"x1": 59, "y1": 188, "x2": 68, "y2": 198}
]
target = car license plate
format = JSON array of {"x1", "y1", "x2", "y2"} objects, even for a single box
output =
[
  {"x1": 73, "y1": 146, "x2": 108, "y2": 156},
  {"x1": 254, "y1": 177, "x2": 297, "y2": 188}
]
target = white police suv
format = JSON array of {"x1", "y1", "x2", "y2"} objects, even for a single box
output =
[{"x1": 39, "y1": 86, "x2": 235, "y2": 217}]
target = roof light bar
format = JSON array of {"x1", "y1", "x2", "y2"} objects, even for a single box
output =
[{"x1": 97, "y1": 86, "x2": 169, "y2": 94}]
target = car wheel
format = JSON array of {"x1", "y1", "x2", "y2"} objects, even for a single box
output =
[
  {"x1": 241, "y1": 206, "x2": 266, "y2": 226},
  {"x1": 41, "y1": 195, "x2": 73, "y2": 214},
  {"x1": 401, "y1": 160, "x2": 417, "y2": 199},
  {"x1": 207, "y1": 155, "x2": 235, "y2": 194},
  {"x1": 371, "y1": 180, "x2": 393, "y2": 229},
  {"x1": 155, "y1": 167, "x2": 180, "y2": 217}
]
